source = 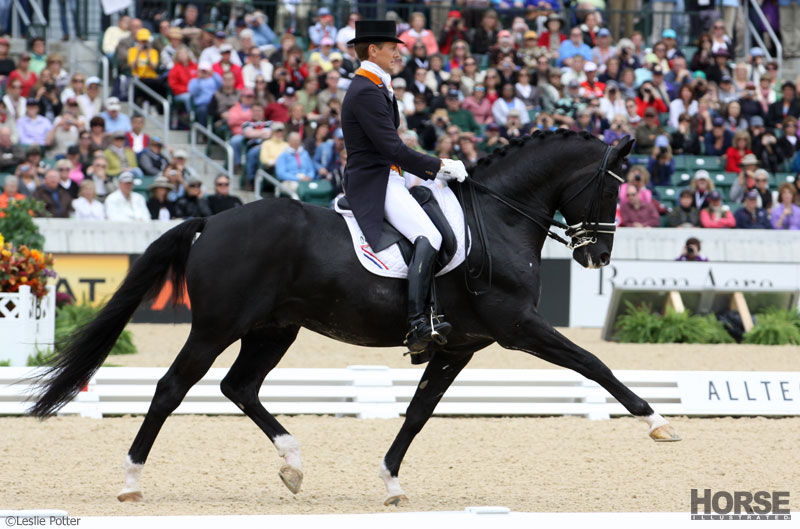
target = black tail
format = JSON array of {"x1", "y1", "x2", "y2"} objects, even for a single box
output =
[{"x1": 29, "y1": 218, "x2": 207, "y2": 417}]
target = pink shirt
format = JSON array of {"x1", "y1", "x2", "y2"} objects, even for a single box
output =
[
  {"x1": 618, "y1": 182, "x2": 653, "y2": 205},
  {"x1": 461, "y1": 96, "x2": 493, "y2": 124},
  {"x1": 227, "y1": 103, "x2": 253, "y2": 135}
]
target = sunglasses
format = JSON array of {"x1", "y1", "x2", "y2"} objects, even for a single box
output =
[
  {"x1": 755, "y1": 178, "x2": 768, "y2": 182},
  {"x1": 216, "y1": 182, "x2": 229, "y2": 187}
]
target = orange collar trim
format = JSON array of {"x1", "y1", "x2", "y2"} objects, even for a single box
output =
[{"x1": 356, "y1": 68, "x2": 383, "y2": 87}]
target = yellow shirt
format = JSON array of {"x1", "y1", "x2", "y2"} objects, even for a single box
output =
[{"x1": 127, "y1": 47, "x2": 159, "y2": 79}]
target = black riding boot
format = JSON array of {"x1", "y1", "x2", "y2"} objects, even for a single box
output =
[{"x1": 405, "y1": 236, "x2": 452, "y2": 359}]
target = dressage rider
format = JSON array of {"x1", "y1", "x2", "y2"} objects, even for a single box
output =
[{"x1": 342, "y1": 20, "x2": 468, "y2": 356}]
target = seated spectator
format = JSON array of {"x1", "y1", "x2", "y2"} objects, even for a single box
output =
[
  {"x1": 54, "y1": 159, "x2": 79, "y2": 198},
  {"x1": 71, "y1": 180, "x2": 106, "y2": 220},
  {"x1": 242, "y1": 47, "x2": 273, "y2": 89},
  {"x1": 160, "y1": 27, "x2": 185, "y2": 70},
  {"x1": 167, "y1": 47, "x2": 197, "y2": 110},
  {"x1": 241, "y1": 104, "x2": 271, "y2": 184},
  {"x1": 501, "y1": 110, "x2": 532, "y2": 140},
  {"x1": 308, "y1": 37, "x2": 337, "y2": 75},
  {"x1": 213, "y1": 44, "x2": 244, "y2": 90},
  {"x1": 102, "y1": 15, "x2": 131, "y2": 62},
  {"x1": 729, "y1": 154, "x2": 759, "y2": 203},
  {"x1": 139, "y1": 137, "x2": 169, "y2": 177},
  {"x1": 3, "y1": 79, "x2": 26, "y2": 121},
  {"x1": 8, "y1": 53, "x2": 37, "y2": 97},
  {"x1": 691, "y1": 170, "x2": 715, "y2": 209},
  {"x1": 0, "y1": 37, "x2": 16, "y2": 79},
  {"x1": 634, "y1": 107, "x2": 666, "y2": 154},
  {"x1": 146, "y1": 176, "x2": 176, "y2": 220},
  {"x1": 296, "y1": 77, "x2": 321, "y2": 120},
  {"x1": 188, "y1": 62, "x2": 223, "y2": 126},
  {"x1": 128, "y1": 29, "x2": 166, "y2": 108},
  {"x1": 704, "y1": 117, "x2": 733, "y2": 156},
  {"x1": 15, "y1": 162, "x2": 39, "y2": 196},
  {"x1": 318, "y1": 70, "x2": 347, "y2": 112},
  {"x1": 88, "y1": 116, "x2": 108, "y2": 151},
  {"x1": 668, "y1": 189, "x2": 702, "y2": 228},
  {"x1": 461, "y1": 84, "x2": 492, "y2": 125},
  {"x1": 77, "y1": 77, "x2": 102, "y2": 121},
  {"x1": 0, "y1": 175, "x2": 25, "y2": 208},
  {"x1": 105, "y1": 171, "x2": 150, "y2": 221},
  {"x1": 771, "y1": 182, "x2": 800, "y2": 229},
  {"x1": 286, "y1": 103, "x2": 311, "y2": 142},
  {"x1": 619, "y1": 185, "x2": 660, "y2": 227},
  {"x1": 309, "y1": 7, "x2": 338, "y2": 48},
  {"x1": 0, "y1": 126, "x2": 24, "y2": 171},
  {"x1": 59, "y1": 73, "x2": 85, "y2": 105},
  {"x1": 104, "y1": 131, "x2": 141, "y2": 178},
  {"x1": 457, "y1": 134, "x2": 483, "y2": 165},
  {"x1": 634, "y1": 81, "x2": 668, "y2": 117},
  {"x1": 478, "y1": 122, "x2": 508, "y2": 153},
  {"x1": 668, "y1": 84, "x2": 698, "y2": 129},
  {"x1": 735, "y1": 189, "x2": 772, "y2": 228},
  {"x1": 492, "y1": 83, "x2": 530, "y2": 127},
  {"x1": 619, "y1": 165, "x2": 653, "y2": 205},
  {"x1": 752, "y1": 168, "x2": 773, "y2": 210},
  {"x1": 676, "y1": 237, "x2": 708, "y2": 261},
  {"x1": 558, "y1": 26, "x2": 593, "y2": 67},
  {"x1": 207, "y1": 174, "x2": 243, "y2": 214},
  {"x1": 172, "y1": 149, "x2": 198, "y2": 184},
  {"x1": 777, "y1": 116, "x2": 800, "y2": 163},
  {"x1": 33, "y1": 168, "x2": 72, "y2": 218},
  {"x1": 36, "y1": 75, "x2": 63, "y2": 123},
  {"x1": 275, "y1": 132, "x2": 315, "y2": 191},
  {"x1": 600, "y1": 82, "x2": 627, "y2": 123},
  {"x1": 725, "y1": 130, "x2": 753, "y2": 173},
  {"x1": 45, "y1": 111, "x2": 79, "y2": 156},
  {"x1": 24, "y1": 146, "x2": 47, "y2": 180},
  {"x1": 392, "y1": 78, "x2": 414, "y2": 119},
  {"x1": 126, "y1": 114, "x2": 149, "y2": 154},
  {"x1": 65, "y1": 146, "x2": 84, "y2": 184},
  {"x1": 312, "y1": 126, "x2": 344, "y2": 179},
  {"x1": 399, "y1": 12, "x2": 438, "y2": 56},
  {"x1": 200, "y1": 30, "x2": 242, "y2": 68},
  {"x1": 264, "y1": 86, "x2": 293, "y2": 123},
  {"x1": 17, "y1": 99, "x2": 52, "y2": 147},
  {"x1": 580, "y1": 62, "x2": 605, "y2": 100},
  {"x1": 100, "y1": 97, "x2": 132, "y2": 134},
  {"x1": 76, "y1": 130, "x2": 93, "y2": 169},
  {"x1": 208, "y1": 71, "x2": 239, "y2": 130},
  {"x1": 647, "y1": 136, "x2": 674, "y2": 187},
  {"x1": 174, "y1": 176, "x2": 212, "y2": 218},
  {"x1": 227, "y1": 89, "x2": 255, "y2": 168},
  {"x1": 84, "y1": 156, "x2": 116, "y2": 200},
  {"x1": 700, "y1": 191, "x2": 736, "y2": 228},
  {"x1": 442, "y1": 88, "x2": 479, "y2": 135},
  {"x1": 766, "y1": 81, "x2": 800, "y2": 129},
  {"x1": 670, "y1": 112, "x2": 701, "y2": 155}
]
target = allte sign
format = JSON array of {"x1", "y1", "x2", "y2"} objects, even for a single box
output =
[{"x1": 678, "y1": 372, "x2": 800, "y2": 415}]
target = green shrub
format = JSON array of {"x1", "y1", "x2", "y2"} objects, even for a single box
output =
[
  {"x1": 0, "y1": 198, "x2": 46, "y2": 249},
  {"x1": 743, "y1": 308, "x2": 800, "y2": 345},
  {"x1": 615, "y1": 302, "x2": 734, "y2": 344},
  {"x1": 0, "y1": 359, "x2": 11, "y2": 367},
  {"x1": 55, "y1": 301, "x2": 137, "y2": 356}
]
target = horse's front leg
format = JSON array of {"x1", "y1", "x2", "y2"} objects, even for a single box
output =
[
  {"x1": 497, "y1": 310, "x2": 681, "y2": 442},
  {"x1": 381, "y1": 349, "x2": 475, "y2": 506}
]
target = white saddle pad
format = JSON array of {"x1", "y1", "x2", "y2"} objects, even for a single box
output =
[{"x1": 335, "y1": 180, "x2": 467, "y2": 279}]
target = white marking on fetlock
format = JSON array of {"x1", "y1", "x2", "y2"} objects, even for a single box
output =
[
  {"x1": 273, "y1": 434, "x2": 302, "y2": 470},
  {"x1": 639, "y1": 412, "x2": 669, "y2": 433},
  {"x1": 119, "y1": 454, "x2": 143, "y2": 494},
  {"x1": 379, "y1": 461, "x2": 405, "y2": 498}
]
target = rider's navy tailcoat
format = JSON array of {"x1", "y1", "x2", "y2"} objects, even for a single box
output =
[{"x1": 341, "y1": 69, "x2": 441, "y2": 248}]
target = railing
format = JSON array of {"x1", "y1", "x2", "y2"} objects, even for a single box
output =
[
  {"x1": 69, "y1": 39, "x2": 110, "y2": 103},
  {"x1": 10, "y1": 0, "x2": 47, "y2": 38},
  {"x1": 746, "y1": 0, "x2": 782, "y2": 78},
  {"x1": 255, "y1": 167, "x2": 300, "y2": 200},
  {"x1": 128, "y1": 78, "x2": 170, "y2": 143},
  {"x1": 190, "y1": 122, "x2": 234, "y2": 182}
]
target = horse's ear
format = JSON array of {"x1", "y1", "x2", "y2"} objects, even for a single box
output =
[{"x1": 615, "y1": 135, "x2": 635, "y2": 159}]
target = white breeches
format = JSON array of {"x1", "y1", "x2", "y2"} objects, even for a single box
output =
[{"x1": 384, "y1": 173, "x2": 442, "y2": 251}]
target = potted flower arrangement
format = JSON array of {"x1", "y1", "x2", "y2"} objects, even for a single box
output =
[{"x1": 0, "y1": 231, "x2": 57, "y2": 366}]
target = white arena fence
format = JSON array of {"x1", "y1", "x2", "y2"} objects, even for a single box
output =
[{"x1": 1, "y1": 366, "x2": 798, "y2": 419}]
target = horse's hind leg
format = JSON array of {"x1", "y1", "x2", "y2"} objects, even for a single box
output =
[
  {"x1": 497, "y1": 310, "x2": 681, "y2": 442},
  {"x1": 117, "y1": 329, "x2": 235, "y2": 502},
  {"x1": 219, "y1": 325, "x2": 303, "y2": 494},
  {"x1": 381, "y1": 348, "x2": 475, "y2": 506}
]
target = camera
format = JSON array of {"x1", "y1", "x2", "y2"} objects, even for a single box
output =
[
  {"x1": 634, "y1": 173, "x2": 642, "y2": 181},
  {"x1": 687, "y1": 245, "x2": 696, "y2": 255}
]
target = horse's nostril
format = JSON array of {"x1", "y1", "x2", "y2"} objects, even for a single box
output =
[{"x1": 599, "y1": 253, "x2": 610, "y2": 266}]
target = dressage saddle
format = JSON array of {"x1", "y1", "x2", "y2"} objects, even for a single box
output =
[{"x1": 336, "y1": 186, "x2": 457, "y2": 271}]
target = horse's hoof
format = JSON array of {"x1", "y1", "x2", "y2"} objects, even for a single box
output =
[
  {"x1": 384, "y1": 494, "x2": 410, "y2": 507},
  {"x1": 117, "y1": 490, "x2": 143, "y2": 502},
  {"x1": 650, "y1": 424, "x2": 682, "y2": 442},
  {"x1": 279, "y1": 464, "x2": 303, "y2": 494}
]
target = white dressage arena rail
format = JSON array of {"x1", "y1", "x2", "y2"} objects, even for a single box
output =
[{"x1": 2, "y1": 366, "x2": 798, "y2": 419}]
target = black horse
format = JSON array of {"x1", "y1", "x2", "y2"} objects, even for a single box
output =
[{"x1": 30, "y1": 130, "x2": 680, "y2": 506}]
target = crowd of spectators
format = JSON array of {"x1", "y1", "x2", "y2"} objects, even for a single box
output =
[{"x1": 0, "y1": 3, "x2": 800, "y2": 230}]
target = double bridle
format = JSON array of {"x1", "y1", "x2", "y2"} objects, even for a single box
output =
[{"x1": 456, "y1": 144, "x2": 625, "y2": 295}]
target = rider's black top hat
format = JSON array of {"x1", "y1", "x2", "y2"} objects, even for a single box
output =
[{"x1": 347, "y1": 20, "x2": 403, "y2": 45}]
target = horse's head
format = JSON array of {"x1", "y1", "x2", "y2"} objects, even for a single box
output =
[{"x1": 559, "y1": 136, "x2": 635, "y2": 269}]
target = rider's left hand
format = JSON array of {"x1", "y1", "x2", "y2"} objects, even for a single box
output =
[{"x1": 437, "y1": 159, "x2": 468, "y2": 183}]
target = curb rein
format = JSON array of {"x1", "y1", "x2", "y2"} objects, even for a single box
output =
[{"x1": 456, "y1": 144, "x2": 625, "y2": 295}]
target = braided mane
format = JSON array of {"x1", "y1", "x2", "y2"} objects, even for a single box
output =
[{"x1": 469, "y1": 128, "x2": 603, "y2": 175}]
